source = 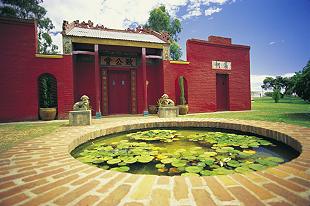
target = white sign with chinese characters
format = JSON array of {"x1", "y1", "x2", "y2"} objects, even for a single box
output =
[{"x1": 212, "y1": 61, "x2": 231, "y2": 70}]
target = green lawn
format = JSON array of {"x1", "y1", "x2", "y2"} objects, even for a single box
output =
[
  {"x1": 0, "y1": 122, "x2": 64, "y2": 153},
  {"x1": 187, "y1": 97, "x2": 310, "y2": 128}
]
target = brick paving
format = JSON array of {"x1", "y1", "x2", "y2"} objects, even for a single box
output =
[{"x1": 0, "y1": 117, "x2": 309, "y2": 206}]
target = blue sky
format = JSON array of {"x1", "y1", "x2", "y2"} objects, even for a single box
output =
[
  {"x1": 42, "y1": 0, "x2": 310, "y2": 90},
  {"x1": 177, "y1": 0, "x2": 310, "y2": 76}
]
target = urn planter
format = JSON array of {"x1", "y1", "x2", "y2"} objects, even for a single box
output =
[{"x1": 39, "y1": 108, "x2": 57, "y2": 121}]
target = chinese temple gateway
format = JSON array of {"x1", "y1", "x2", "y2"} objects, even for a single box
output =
[{"x1": 0, "y1": 18, "x2": 251, "y2": 122}]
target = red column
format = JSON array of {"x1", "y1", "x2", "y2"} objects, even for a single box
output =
[
  {"x1": 141, "y1": 47, "x2": 148, "y2": 114},
  {"x1": 94, "y1": 44, "x2": 101, "y2": 116}
]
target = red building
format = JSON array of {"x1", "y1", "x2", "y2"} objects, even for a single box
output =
[{"x1": 0, "y1": 17, "x2": 250, "y2": 122}]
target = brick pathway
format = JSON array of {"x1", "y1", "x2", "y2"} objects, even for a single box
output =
[{"x1": 0, "y1": 117, "x2": 309, "y2": 206}]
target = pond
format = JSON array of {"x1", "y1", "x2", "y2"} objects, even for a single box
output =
[{"x1": 71, "y1": 128, "x2": 299, "y2": 176}]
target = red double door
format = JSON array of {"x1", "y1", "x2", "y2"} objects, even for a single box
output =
[
  {"x1": 216, "y1": 74, "x2": 229, "y2": 111},
  {"x1": 108, "y1": 70, "x2": 131, "y2": 114}
]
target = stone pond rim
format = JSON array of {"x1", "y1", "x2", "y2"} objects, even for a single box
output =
[{"x1": 68, "y1": 118, "x2": 303, "y2": 177}]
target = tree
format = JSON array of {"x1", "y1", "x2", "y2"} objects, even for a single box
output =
[
  {"x1": 145, "y1": 5, "x2": 182, "y2": 60},
  {"x1": 261, "y1": 76, "x2": 287, "y2": 102},
  {"x1": 294, "y1": 60, "x2": 310, "y2": 102},
  {"x1": 0, "y1": 0, "x2": 58, "y2": 54}
]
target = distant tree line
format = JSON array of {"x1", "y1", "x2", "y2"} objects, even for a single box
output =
[{"x1": 261, "y1": 60, "x2": 310, "y2": 103}]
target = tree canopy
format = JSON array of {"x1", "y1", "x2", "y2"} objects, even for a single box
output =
[
  {"x1": 145, "y1": 5, "x2": 182, "y2": 60},
  {"x1": 294, "y1": 60, "x2": 310, "y2": 102},
  {"x1": 0, "y1": 0, "x2": 58, "y2": 54},
  {"x1": 261, "y1": 60, "x2": 310, "y2": 102}
]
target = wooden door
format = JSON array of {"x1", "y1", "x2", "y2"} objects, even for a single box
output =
[
  {"x1": 216, "y1": 74, "x2": 229, "y2": 111},
  {"x1": 108, "y1": 70, "x2": 131, "y2": 114}
]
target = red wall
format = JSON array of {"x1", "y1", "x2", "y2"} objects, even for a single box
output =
[
  {"x1": 0, "y1": 18, "x2": 74, "y2": 122},
  {"x1": 163, "y1": 38, "x2": 250, "y2": 113}
]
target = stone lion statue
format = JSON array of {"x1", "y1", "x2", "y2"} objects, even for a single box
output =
[
  {"x1": 73, "y1": 95, "x2": 91, "y2": 111},
  {"x1": 158, "y1": 94, "x2": 175, "y2": 107}
]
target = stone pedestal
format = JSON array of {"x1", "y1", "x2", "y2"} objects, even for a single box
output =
[
  {"x1": 158, "y1": 106, "x2": 179, "y2": 118},
  {"x1": 69, "y1": 110, "x2": 91, "y2": 126}
]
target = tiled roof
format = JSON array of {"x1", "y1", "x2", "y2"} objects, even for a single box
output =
[{"x1": 66, "y1": 27, "x2": 167, "y2": 44}]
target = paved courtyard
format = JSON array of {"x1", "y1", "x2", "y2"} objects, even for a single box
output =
[{"x1": 0, "y1": 117, "x2": 309, "y2": 206}]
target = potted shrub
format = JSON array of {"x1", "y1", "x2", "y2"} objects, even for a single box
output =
[
  {"x1": 39, "y1": 75, "x2": 57, "y2": 120},
  {"x1": 178, "y1": 76, "x2": 189, "y2": 115}
]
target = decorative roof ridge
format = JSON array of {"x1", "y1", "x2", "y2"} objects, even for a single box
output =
[{"x1": 62, "y1": 20, "x2": 170, "y2": 43}]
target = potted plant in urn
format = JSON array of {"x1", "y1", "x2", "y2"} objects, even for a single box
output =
[
  {"x1": 39, "y1": 74, "x2": 57, "y2": 120},
  {"x1": 178, "y1": 76, "x2": 189, "y2": 115}
]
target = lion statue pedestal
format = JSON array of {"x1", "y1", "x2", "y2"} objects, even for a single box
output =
[
  {"x1": 69, "y1": 95, "x2": 92, "y2": 126},
  {"x1": 157, "y1": 94, "x2": 179, "y2": 118}
]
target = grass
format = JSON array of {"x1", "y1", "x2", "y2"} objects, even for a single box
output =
[
  {"x1": 187, "y1": 96, "x2": 310, "y2": 128},
  {"x1": 0, "y1": 97, "x2": 308, "y2": 153},
  {"x1": 0, "y1": 122, "x2": 65, "y2": 153}
]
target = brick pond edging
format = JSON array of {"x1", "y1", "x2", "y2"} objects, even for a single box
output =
[{"x1": 0, "y1": 118, "x2": 309, "y2": 206}]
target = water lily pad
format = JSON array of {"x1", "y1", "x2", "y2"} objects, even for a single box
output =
[
  {"x1": 171, "y1": 160, "x2": 187, "y2": 167},
  {"x1": 227, "y1": 160, "x2": 241, "y2": 168},
  {"x1": 161, "y1": 158, "x2": 173, "y2": 164},
  {"x1": 181, "y1": 173, "x2": 200, "y2": 176},
  {"x1": 137, "y1": 155, "x2": 154, "y2": 163},
  {"x1": 248, "y1": 164, "x2": 267, "y2": 171},
  {"x1": 235, "y1": 166, "x2": 252, "y2": 173},
  {"x1": 122, "y1": 157, "x2": 137, "y2": 164},
  {"x1": 111, "y1": 166, "x2": 130, "y2": 172},
  {"x1": 155, "y1": 163, "x2": 165, "y2": 169},
  {"x1": 256, "y1": 159, "x2": 278, "y2": 166},
  {"x1": 185, "y1": 166, "x2": 203, "y2": 173},
  {"x1": 107, "y1": 158, "x2": 121, "y2": 165},
  {"x1": 200, "y1": 170, "x2": 213, "y2": 176},
  {"x1": 243, "y1": 150, "x2": 256, "y2": 155},
  {"x1": 265, "y1": 157, "x2": 284, "y2": 163}
]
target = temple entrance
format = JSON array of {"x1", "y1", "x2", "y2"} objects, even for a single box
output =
[
  {"x1": 216, "y1": 74, "x2": 229, "y2": 111},
  {"x1": 108, "y1": 70, "x2": 131, "y2": 114}
]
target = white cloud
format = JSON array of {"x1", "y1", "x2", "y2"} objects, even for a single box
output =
[
  {"x1": 41, "y1": 0, "x2": 234, "y2": 53},
  {"x1": 250, "y1": 73, "x2": 295, "y2": 91},
  {"x1": 205, "y1": 7, "x2": 222, "y2": 16},
  {"x1": 269, "y1": 41, "x2": 276, "y2": 45}
]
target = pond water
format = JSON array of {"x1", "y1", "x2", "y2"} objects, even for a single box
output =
[{"x1": 71, "y1": 128, "x2": 299, "y2": 176}]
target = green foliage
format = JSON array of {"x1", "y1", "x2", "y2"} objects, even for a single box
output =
[
  {"x1": 272, "y1": 88, "x2": 281, "y2": 103},
  {"x1": 178, "y1": 76, "x2": 186, "y2": 105},
  {"x1": 74, "y1": 129, "x2": 286, "y2": 176},
  {"x1": 126, "y1": 130, "x2": 180, "y2": 143},
  {"x1": 145, "y1": 5, "x2": 182, "y2": 60},
  {"x1": 39, "y1": 74, "x2": 57, "y2": 108},
  {"x1": 0, "y1": 0, "x2": 59, "y2": 54},
  {"x1": 187, "y1": 132, "x2": 272, "y2": 149},
  {"x1": 294, "y1": 60, "x2": 310, "y2": 102}
]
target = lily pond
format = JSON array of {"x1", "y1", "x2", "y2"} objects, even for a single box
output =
[{"x1": 71, "y1": 128, "x2": 299, "y2": 176}]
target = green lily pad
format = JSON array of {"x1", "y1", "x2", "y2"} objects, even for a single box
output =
[
  {"x1": 200, "y1": 170, "x2": 213, "y2": 176},
  {"x1": 227, "y1": 160, "x2": 241, "y2": 168},
  {"x1": 122, "y1": 157, "x2": 137, "y2": 164},
  {"x1": 107, "y1": 158, "x2": 121, "y2": 165},
  {"x1": 248, "y1": 164, "x2": 267, "y2": 171},
  {"x1": 181, "y1": 173, "x2": 200, "y2": 176},
  {"x1": 171, "y1": 160, "x2": 187, "y2": 168},
  {"x1": 111, "y1": 166, "x2": 130, "y2": 172},
  {"x1": 235, "y1": 166, "x2": 252, "y2": 173},
  {"x1": 265, "y1": 157, "x2": 284, "y2": 163},
  {"x1": 256, "y1": 159, "x2": 278, "y2": 166},
  {"x1": 155, "y1": 163, "x2": 165, "y2": 169},
  {"x1": 185, "y1": 166, "x2": 203, "y2": 173},
  {"x1": 137, "y1": 155, "x2": 154, "y2": 163},
  {"x1": 161, "y1": 158, "x2": 173, "y2": 164}
]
